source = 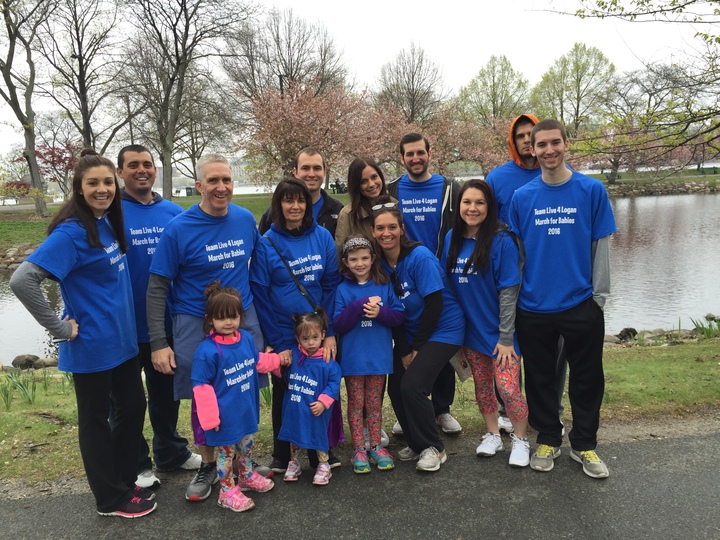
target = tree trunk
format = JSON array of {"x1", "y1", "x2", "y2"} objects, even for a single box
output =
[
  {"x1": 162, "y1": 146, "x2": 173, "y2": 201},
  {"x1": 607, "y1": 161, "x2": 620, "y2": 185},
  {"x1": 23, "y1": 128, "x2": 48, "y2": 216}
]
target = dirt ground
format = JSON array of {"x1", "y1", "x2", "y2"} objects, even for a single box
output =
[{"x1": 2, "y1": 410, "x2": 718, "y2": 501}]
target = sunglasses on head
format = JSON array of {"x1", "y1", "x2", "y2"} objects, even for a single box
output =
[{"x1": 371, "y1": 202, "x2": 397, "y2": 211}]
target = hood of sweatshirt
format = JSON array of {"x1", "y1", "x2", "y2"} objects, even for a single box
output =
[{"x1": 507, "y1": 114, "x2": 540, "y2": 169}]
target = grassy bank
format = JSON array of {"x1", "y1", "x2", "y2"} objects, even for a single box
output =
[
  {"x1": 1, "y1": 339, "x2": 718, "y2": 483},
  {"x1": 0, "y1": 192, "x2": 352, "y2": 253}
]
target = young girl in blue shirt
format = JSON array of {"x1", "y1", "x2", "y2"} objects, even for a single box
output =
[
  {"x1": 192, "y1": 282, "x2": 290, "y2": 512},
  {"x1": 278, "y1": 309, "x2": 342, "y2": 486},
  {"x1": 333, "y1": 235, "x2": 405, "y2": 473}
]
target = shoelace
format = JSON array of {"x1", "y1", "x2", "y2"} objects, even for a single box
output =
[
  {"x1": 536, "y1": 444, "x2": 556, "y2": 457},
  {"x1": 511, "y1": 435, "x2": 529, "y2": 448},
  {"x1": 580, "y1": 450, "x2": 601, "y2": 462},
  {"x1": 194, "y1": 465, "x2": 213, "y2": 484}
]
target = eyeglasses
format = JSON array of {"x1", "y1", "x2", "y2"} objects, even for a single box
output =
[{"x1": 371, "y1": 202, "x2": 397, "y2": 211}]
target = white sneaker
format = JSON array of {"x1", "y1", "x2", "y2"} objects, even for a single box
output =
[
  {"x1": 363, "y1": 427, "x2": 391, "y2": 449},
  {"x1": 508, "y1": 434, "x2": 530, "y2": 467},
  {"x1": 436, "y1": 413, "x2": 462, "y2": 434},
  {"x1": 397, "y1": 446, "x2": 419, "y2": 461},
  {"x1": 498, "y1": 415, "x2": 514, "y2": 434},
  {"x1": 136, "y1": 469, "x2": 161, "y2": 489},
  {"x1": 561, "y1": 422, "x2": 566, "y2": 437},
  {"x1": 476, "y1": 432, "x2": 503, "y2": 457},
  {"x1": 392, "y1": 421, "x2": 403, "y2": 436},
  {"x1": 416, "y1": 447, "x2": 447, "y2": 472},
  {"x1": 179, "y1": 452, "x2": 202, "y2": 470}
]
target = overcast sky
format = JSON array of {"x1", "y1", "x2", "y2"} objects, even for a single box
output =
[
  {"x1": 0, "y1": 0, "x2": 701, "y2": 150},
  {"x1": 260, "y1": 0, "x2": 699, "y2": 91}
]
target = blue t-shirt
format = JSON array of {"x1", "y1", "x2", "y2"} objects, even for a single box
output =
[
  {"x1": 122, "y1": 196, "x2": 183, "y2": 342},
  {"x1": 278, "y1": 349, "x2": 342, "y2": 451},
  {"x1": 150, "y1": 204, "x2": 259, "y2": 316},
  {"x1": 441, "y1": 231, "x2": 521, "y2": 356},
  {"x1": 509, "y1": 171, "x2": 617, "y2": 313},
  {"x1": 486, "y1": 161, "x2": 541, "y2": 225},
  {"x1": 381, "y1": 245, "x2": 465, "y2": 346},
  {"x1": 333, "y1": 279, "x2": 404, "y2": 376},
  {"x1": 397, "y1": 174, "x2": 444, "y2": 255},
  {"x1": 191, "y1": 330, "x2": 263, "y2": 447},
  {"x1": 249, "y1": 222, "x2": 342, "y2": 353},
  {"x1": 27, "y1": 218, "x2": 138, "y2": 373}
]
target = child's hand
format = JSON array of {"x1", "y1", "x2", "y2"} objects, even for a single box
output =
[
  {"x1": 363, "y1": 301, "x2": 380, "y2": 319},
  {"x1": 309, "y1": 401, "x2": 326, "y2": 416},
  {"x1": 264, "y1": 346, "x2": 274, "y2": 353}
]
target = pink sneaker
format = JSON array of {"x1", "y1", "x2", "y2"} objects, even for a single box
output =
[
  {"x1": 312, "y1": 462, "x2": 332, "y2": 486},
  {"x1": 283, "y1": 460, "x2": 302, "y2": 482},
  {"x1": 217, "y1": 486, "x2": 255, "y2": 512},
  {"x1": 238, "y1": 470, "x2": 275, "y2": 493}
]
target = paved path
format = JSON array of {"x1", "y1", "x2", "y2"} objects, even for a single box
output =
[{"x1": 2, "y1": 433, "x2": 718, "y2": 539}]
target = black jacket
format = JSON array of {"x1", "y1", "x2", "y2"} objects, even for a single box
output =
[
  {"x1": 386, "y1": 174, "x2": 460, "y2": 257},
  {"x1": 258, "y1": 189, "x2": 344, "y2": 238}
]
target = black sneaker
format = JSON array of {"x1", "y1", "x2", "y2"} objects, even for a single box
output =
[
  {"x1": 269, "y1": 458, "x2": 288, "y2": 473},
  {"x1": 98, "y1": 496, "x2": 157, "y2": 518},
  {"x1": 132, "y1": 485, "x2": 156, "y2": 500},
  {"x1": 328, "y1": 452, "x2": 342, "y2": 469}
]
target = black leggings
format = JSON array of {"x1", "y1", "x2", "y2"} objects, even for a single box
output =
[{"x1": 387, "y1": 341, "x2": 459, "y2": 453}]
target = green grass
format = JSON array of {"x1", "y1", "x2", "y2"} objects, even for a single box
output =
[
  {"x1": 0, "y1": 192, "x2": 352, "y2": 252},
  {"x1": 1, "y1": 339, "x2": 718, "y2": 483},
  {"x1": 0, "y1": 220, "x2": 49, "y2": 250}
]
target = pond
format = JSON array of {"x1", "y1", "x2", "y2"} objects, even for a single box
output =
[{"x1": 1, "y1": 192, "x2": 719, "y2": 362}]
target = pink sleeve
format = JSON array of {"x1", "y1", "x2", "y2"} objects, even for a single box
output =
[
  {"x1": 192, "y1": 384, "x2": 220, "y2": 430},
  {"x1": 257, "y1": 351, "x2": 282, "y2": 378},
  {"x1": 317, "y1": 393, "x2": 335, "y2": 410}
]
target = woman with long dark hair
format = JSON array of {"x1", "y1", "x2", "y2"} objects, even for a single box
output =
[
  {"x1": 371, "y1": 197, "x2": 465, "y2": 472},
  {"x1": 335, "y1": 157, "x2": 395, "y2": 249},
  {"x1": 11, "y1": 149, "x2": 154, "y2": 517},
  {"x1": 441, "y1": 179, "x2": 530, "y2": 467}
]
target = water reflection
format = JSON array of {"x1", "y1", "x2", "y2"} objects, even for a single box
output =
[
  {"x1": 0, "y1": 275, "x2": 61, "y2": 361},
  {"x1": 1, "y1": 193, "x2": 719, "y2": 361},
  {"x1": 606, "y1": 193, "x2": 720, "y2": 333}
]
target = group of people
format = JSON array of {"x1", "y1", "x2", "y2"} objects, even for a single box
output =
[{"x1": 10, "y1": 114, "x2": 616, "y2": 519}]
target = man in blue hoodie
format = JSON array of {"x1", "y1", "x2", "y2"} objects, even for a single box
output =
[{"x1": 116, "y1": 145, "x2": 200, "y2": 489}]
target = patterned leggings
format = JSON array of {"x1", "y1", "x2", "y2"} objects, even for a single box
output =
[
  {"x1": 216, "y1": 434, "x2": 254, "y2": 492},
  {"x1": 463, "y1": 346, "x2": 528, "y2": 423},
  {"x1": 345, "y1": 375, "x2": 385, "y2": 450},
  {"x1": 290, "y1": 444, "x2": 328, "y2": 463}
]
